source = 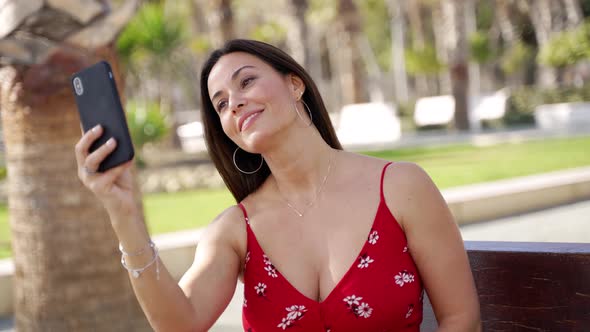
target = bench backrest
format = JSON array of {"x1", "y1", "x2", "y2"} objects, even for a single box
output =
[{"x1": 420, "y1": 241, "x2": 590, "y2": 331}]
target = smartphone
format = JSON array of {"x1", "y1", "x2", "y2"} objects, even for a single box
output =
[{"x1": 71, "y1": 61, "x2": 134, "y2": 172}]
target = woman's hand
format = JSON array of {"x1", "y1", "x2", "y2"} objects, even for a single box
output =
[{"x1": 75, "y1": 124, "x2": 137, "y2": 220}]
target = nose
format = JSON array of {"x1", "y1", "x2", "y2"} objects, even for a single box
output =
[{"x1": 229, "y1": 95, "x2": 246, "y2": 114}]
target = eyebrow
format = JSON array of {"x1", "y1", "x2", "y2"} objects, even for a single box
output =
[{"x1": 211, "y1": 65, "x2": 256, "y2": 103}]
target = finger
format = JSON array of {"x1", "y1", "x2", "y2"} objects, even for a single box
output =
[
  {"x1": 75, "y1": 124, "x2": 103, "y2": 166},
  {"x1": 84, "y1": 137, "x2": 117, "y2": 172},
  {"x1": 102, "y1": 160, "x2": 133, "y2": 187}
]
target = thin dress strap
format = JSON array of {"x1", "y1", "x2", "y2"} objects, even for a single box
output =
[
  {"x1": 238, "y1": 202, "x2": 250, "y2": 225},
  {"x1": 380, "y1": 162, "x2": 394, "y2": 201}
]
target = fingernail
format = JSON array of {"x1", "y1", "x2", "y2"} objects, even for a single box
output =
[
  {"x1": 92, "y1": 125, "x2": 101, "y2": 133},
  {"x1": 107, "y1": 138, "x2": 115, "y2": 146}
]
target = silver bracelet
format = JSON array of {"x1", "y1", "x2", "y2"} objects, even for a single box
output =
[
  {"x1": 120, "y1": 245, "x2": 160, "y2": 280},
  {"x1": 119, "y1": 240, "x2": 155, "y2": 257}
]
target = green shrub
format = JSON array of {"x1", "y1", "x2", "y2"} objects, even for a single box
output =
[
  {"x1": 470, "y1": 30, "x2": 494, "y2": 64},
  {"x1": 500, "y1": 42, "x2": 534, "y2": 75},
  {"x1": 126, "y1": 100, "x2": 170, "y2": 151},
  {"x1": 505, "y1": 84, "x2": 590, "y2": 125},
  {"x1": 405, "y1": 44, "x2": 445, "y2": 75},
  {"x1": 538, "y1": 20, "x2": 590, "y2": 68}
]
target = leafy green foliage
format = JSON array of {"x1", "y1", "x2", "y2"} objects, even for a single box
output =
[
  {"x1": 500, "y1": 42, "x2": 534, "y2": 75},
  {"x1": 538, "y1": 20, "x2": 590, "y2": 68},
  {"x1": 358, "y1": 0, "x2": 392, "y2": 71},
  {"x1": 405, "y1": 44, "x2": 445, "y2": 75},
  {"x1": 470, "y1": 30, "x2": 494, "y2": 64},
  {"x1": 116, "y1": 3, "x2": 185, "y2": 65},
  {"x1": 249, "y1": 21, "x2": 287, "y2": 44},
  {"x1": 506, "y1": 84, "x2": 590, "y2": 125},
  {"x1": 126, "y1": 100, "x2": 170, "y2": 151}
]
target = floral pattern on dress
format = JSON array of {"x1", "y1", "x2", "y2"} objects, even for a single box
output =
[
  {"x1": 255, "y1": 282, "x2": 267, "y2": 297},
  {"x1": 263, "y1": 254, "x2": 279, "y2": 278},
  {"x1": 394, "y1": 270, "x2": 415, "y2": 287},
  {"x1": 368, "y1": 230, "x2": 379, "y2": 245},
  {"x1": 245, "y1": 251, "x2": 251, "y2": 270},
  {"x1": 277, "y1": 305, "x2": 307, "y2": 329},
  {"x1": 343, "y1": 295, "x2": 373, "y2": 319},
  {"x1": 357, "y1": 254, "x2": 374, "y2": 269},
  {"x1": 405, "y1": 304, "x2": 414, "y2": 319}
]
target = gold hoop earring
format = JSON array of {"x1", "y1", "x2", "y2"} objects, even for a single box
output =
[
  {"x1": 233, "y1": 147, "x2": 264, "y2": 174},
  {"x1": 294, "y1": 99, "x2": 313, "y2": 127}
]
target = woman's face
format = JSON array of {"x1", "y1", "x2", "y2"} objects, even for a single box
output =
[{"x1": 207, "y1": 52, "x2": 304, "y2": 152}]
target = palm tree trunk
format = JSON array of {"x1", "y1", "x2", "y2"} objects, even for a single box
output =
[
  {"x1": 405, "y1": 1, "x2": 429, "y2": 97},
  {"x1": 289, "y1": 0, "x2": 310, "y2": 69},
  {"x1": 563, "y1": 0, "x2": 583, "y2": 28},
  {"x1": 442, "y1": 0, "x2": 470, "y2": 131},
  {"x1": 527, "y1": 0, "x2": 559, "y2": 87},
  {"x1": 337, "y1": 0, "x2": 368, "y2": 104},
  {"x1": 0, "y1": 45, "x2": 150, "y2": 331},
  {"x1": 387, "y1": 0, "x2": 409, "y2": 103},
  {"x1": 432, "y1": 5, "x2": 452, "y2": 95},
  {"x1": 208, "y1": 0, "x2": 235, "y2": 47}
]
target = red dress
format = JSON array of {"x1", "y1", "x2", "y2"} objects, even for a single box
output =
[{"x1": 239, "y1": 162, "x2": 424, "y2": 331}]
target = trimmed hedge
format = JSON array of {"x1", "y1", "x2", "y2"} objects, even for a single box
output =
[{"x1": 505, "y1": 84, "x2": 590, "y2": 125}]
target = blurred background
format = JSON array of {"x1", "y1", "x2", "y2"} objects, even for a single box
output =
[{"x1": 0, "y1": 0, "x2": 589, "y2": 330}]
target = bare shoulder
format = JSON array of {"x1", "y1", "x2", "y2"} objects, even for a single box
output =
[
  {"x1": 382, "y1": 161, "x2": 446, "y2": 229},
  {"x1": 199, "y1": 204, "x2": 246, "y2": 254}
]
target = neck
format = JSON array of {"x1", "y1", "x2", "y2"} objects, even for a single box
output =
[{"x1": 261, "y1": 126, "x2": 336, "y2": 204}]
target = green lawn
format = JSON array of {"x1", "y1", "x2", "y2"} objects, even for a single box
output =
[{"x1": 0, "y1": 136, "x2": 589, "y2": 259}]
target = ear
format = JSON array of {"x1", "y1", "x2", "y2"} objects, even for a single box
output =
[{"x1": 289, "y1": 74, "x2": 305, "y2": 100}]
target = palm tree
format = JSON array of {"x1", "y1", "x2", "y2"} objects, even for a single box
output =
[
  {"x1": 387, "y1": 0, "x2": 409, "y2": 103},
  {"x1": 524, "y1": 0, "x2": 559, "y2": 87},
  {"x1": 0, "y1": 1, "x2": 150, "y2": 330},
  {"x1": 441, "y1": 0, "x2": 470, "y2": 130},
  {"x1": 289, "y1": 0, "x2": 310, "y2": 69},
  {"x1": 336, "y1": 0, "x2": 368, "y2": 104},
  {"x1": 206, "y1": 0, "x2": 235, "y2": 47}
]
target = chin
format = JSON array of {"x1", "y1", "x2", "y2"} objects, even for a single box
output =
[{"x1": 240, "y1": 129, "x2": 277, "y2": 154}]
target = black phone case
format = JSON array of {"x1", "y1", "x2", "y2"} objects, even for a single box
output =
[{"x1": 71, "y1": 61, "x2": 134, "y2": 172}]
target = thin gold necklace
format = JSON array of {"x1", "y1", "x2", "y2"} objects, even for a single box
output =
[{"x1": 276, "y1": 150, "x2": 335, "y2": 217}]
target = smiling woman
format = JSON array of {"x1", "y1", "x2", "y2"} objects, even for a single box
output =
[{"x1": 74, "y1": 39, "x2": 481, "y2": 332}]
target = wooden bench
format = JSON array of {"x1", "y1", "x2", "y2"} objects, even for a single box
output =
[
  {"x1": 334, "y1": 102, "x2": 401, "y2": 149},
  {"x1": 413, "y1": 90, "x2": 508, "y2": 129},
  {"x1": 421, "y1": 241, "x2": 590, "y2": 331},
  {"x1": 535, "y1": 102, "x2": 590, "y2": 130}
]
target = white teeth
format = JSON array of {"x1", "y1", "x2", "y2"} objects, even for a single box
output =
[{"x1": 242, "y1": 112, "x2": 259, "y2": 130}]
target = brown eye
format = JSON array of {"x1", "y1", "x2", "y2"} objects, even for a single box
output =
[
  {"x1": 217, "y1": 100, "x2": 227, "y2": 112},
  {"x1": 241, "y1": 76, "x2": 255, "y2": 88}
]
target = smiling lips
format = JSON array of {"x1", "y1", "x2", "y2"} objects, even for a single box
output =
[{"x1": 239, "y1": 110, "x2": 263, "y2": 132}]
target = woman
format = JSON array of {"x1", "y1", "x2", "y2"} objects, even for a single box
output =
[{"x1": 75, "y1": 39, "x2": 481, "y2": 331}]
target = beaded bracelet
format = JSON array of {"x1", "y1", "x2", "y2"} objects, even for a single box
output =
[
  {"x1": 120, "y1": 244, "x2": 160, "y2": 280},
  {"x1": 119, "y1": 240, "x2": 155, "y2": 257}
]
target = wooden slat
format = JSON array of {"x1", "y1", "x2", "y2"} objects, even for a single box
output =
[{"x1": 421, "y1": 241, "x2": 590, "y2": 331}]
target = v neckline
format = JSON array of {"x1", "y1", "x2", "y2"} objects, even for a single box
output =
[{"x1": 242, "y1": 197, "x2": 385, "y2": 306}]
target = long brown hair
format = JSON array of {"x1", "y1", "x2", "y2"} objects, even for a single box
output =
[{"x1": 200, "y1": 39, "x2": 342, "y2": 202}]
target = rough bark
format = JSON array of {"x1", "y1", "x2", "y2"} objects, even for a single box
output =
[
  {"x1": 0, "y1": 45, "x2": 150, "y2": 331},
  {"x1": 0, "y1": 1, "x2": 149, "y2": 330}
]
